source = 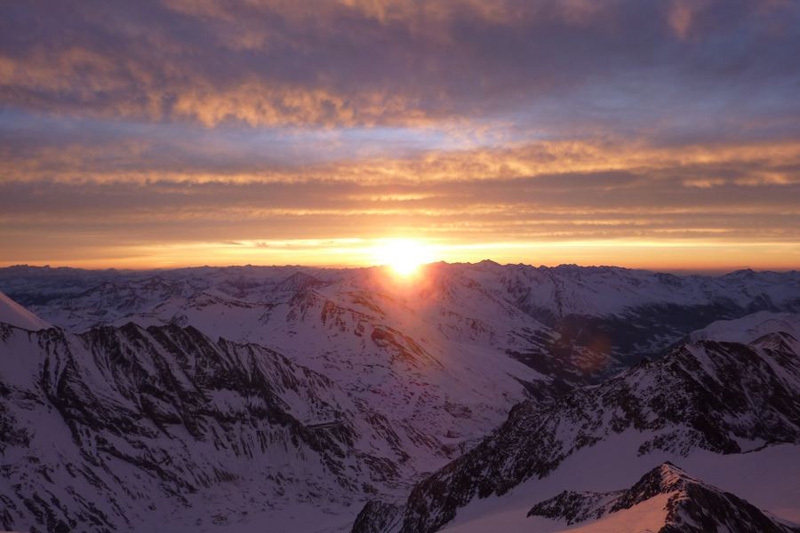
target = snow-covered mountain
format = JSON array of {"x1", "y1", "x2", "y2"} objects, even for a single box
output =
[
  {"x1": 688, "y1": 311, "x2": 800, "y2": 345},
  {"x1": 0, "y1": 291, "x2": 51, "y2": 331},
  {"x1": 356, "y1": 312, "x2": 800, "y2": 532},
  {"x1": 4, "y1": 263, "x2": 800, "y2": 383},
  {"x1": 0, "y1": 295, "x2": 553, "y2": 532},
  {"x1": 1, "y1": 318, "x2": 454, "y2": 532},
  {"x1": 527, "y1": 462, "x2": 800, "y2": 532},
  {"x1": 2, "y1": 263, "x2": 800, "y2": 532}
]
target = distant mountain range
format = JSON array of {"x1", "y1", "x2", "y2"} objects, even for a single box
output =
[{"x1": 1, "y1": 263, "x2": 799, "y2": 532}]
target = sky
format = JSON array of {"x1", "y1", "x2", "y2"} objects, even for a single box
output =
[{"x1": 1, "y1": 0, "x2": 799, "y2": 272}]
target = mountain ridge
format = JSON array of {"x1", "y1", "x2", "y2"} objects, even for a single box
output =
[
  {"x1": 527, "y1": 462, "x2": 800, "y2": 532},
  {"x1": 2, "y1": 264, "x2": 800, "y2": 532},
  {"x1": 358, "y1": 313, "x2": 800, "y2": 533}
]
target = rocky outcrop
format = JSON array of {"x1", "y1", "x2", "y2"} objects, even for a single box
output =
[
  {"x1": 365, "y1": 328, "x2": 800, "y2": 533},
  {"x1": 0, "y1": 321, "x2": 416, "y2": 532},
  {"x1": 528, "y1": 462, "x2": 800, "y2": 532}
]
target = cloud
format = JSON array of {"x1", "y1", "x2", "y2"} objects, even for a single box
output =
[
  {"x1": 1, "y1": 0, "x2": 799, "y2": 269},
  {"x1": 2, "y1": 136, "x2": 799, "y2": 253},
  {"x1": 1, "y1": 0, "x2": 798, "y2": 131}
]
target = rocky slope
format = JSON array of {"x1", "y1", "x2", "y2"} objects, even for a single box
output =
[
  {"x1": 358, "y1": 314, "x2": 800, "y2": 532},
  {"x1": 0, "y1": 318, "x2": 448, "y2": 532},
  {"x1": 527, "y1": 462, "x2": 800, "y2": 532}
]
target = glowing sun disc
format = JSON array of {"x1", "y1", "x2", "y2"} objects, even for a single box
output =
[{"x1": 373, "y1": 239, "x2": 435, "y2": 277}]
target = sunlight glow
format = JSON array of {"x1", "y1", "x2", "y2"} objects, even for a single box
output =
[
  {"x1": 11, "y1": 237, "x2": 799, "y2": 273},
  {"x1": 372, "y1": 239, "x2": 437, "y2": 277}
]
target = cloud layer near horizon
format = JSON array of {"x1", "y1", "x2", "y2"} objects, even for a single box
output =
[{"x1": 1, "y1": 0, "x2": 799, "y2": 270}]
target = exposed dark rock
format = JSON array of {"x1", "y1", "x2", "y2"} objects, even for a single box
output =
[
  {"x1": 351, "y1": 500, "x2": 404, "y2": 533},
  {"x1": 372, "y1": 332, "x2": 800, "y2": 533},
  {"x1": 529, "y1": 462, "x2": 800, "y2": 533}
]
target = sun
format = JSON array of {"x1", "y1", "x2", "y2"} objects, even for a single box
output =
[{"x1": 373, "y1": 238, "x2": 435, "y2": 278}]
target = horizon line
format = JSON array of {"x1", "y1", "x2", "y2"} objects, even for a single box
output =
[{"x1": 1, "y1": 261, "x2": 797, "y2": 278}]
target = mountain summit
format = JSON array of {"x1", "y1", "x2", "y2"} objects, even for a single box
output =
[
  {"x1": 0, "y1": 292, "x2": 50, "y2": 331},
  {"x1": 528, "y1": 462, "x2": 800, "y2": 532}
]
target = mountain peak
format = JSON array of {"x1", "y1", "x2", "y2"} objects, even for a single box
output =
[
  {"x1": 273, "y1": 271, "x2": 324, "y2": 293},
  {"x1": 529, "y1": 462, "x2": 800, "y2": 532},
  {"x1": 0, "y1": 292, "x2": 50, "y2": 331},
  {"x1": 612, "y1": 461, "x2": 696, "y2": 511}
]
